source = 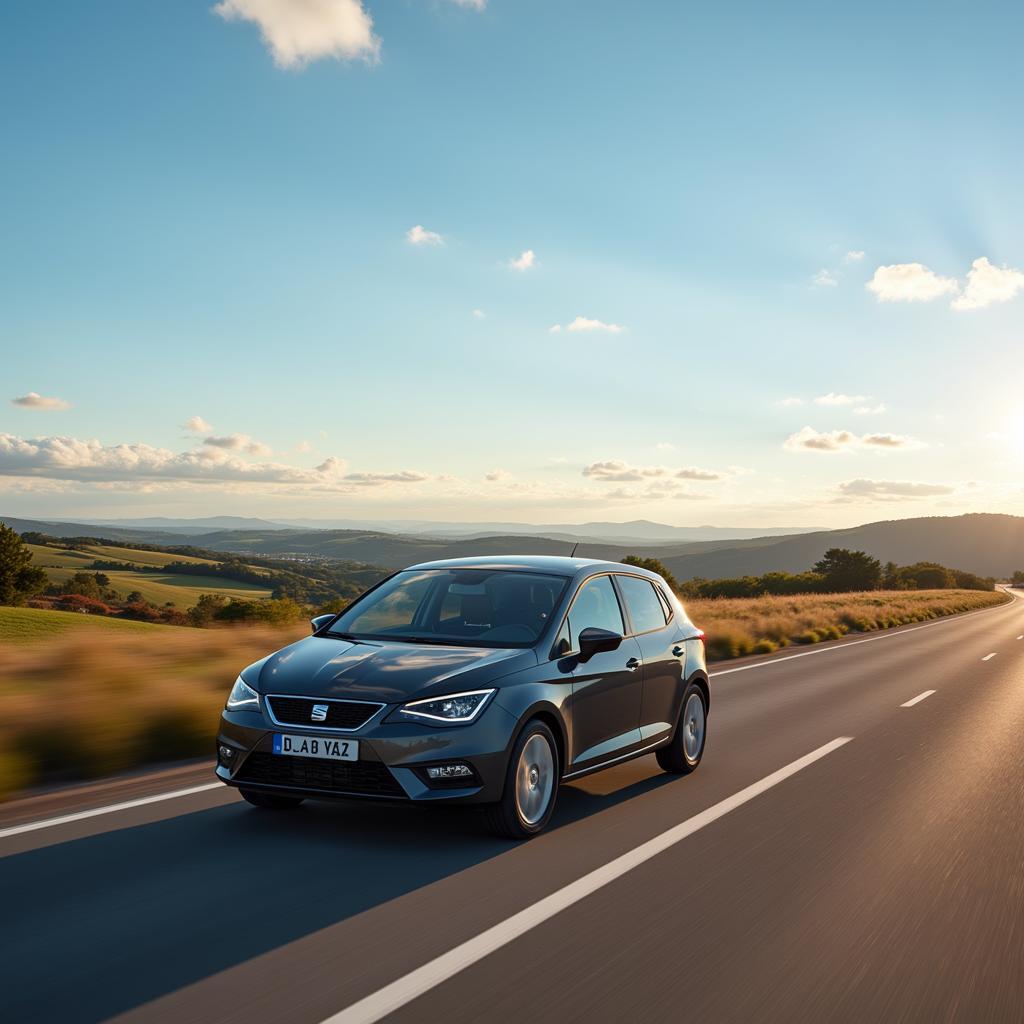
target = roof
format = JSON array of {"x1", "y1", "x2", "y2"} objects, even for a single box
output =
[{"x1": 404, "y1": 554, "x2": 658, "y2": 578}]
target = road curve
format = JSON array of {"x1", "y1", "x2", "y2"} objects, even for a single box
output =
[{"x1": 3, "y1": 590, "x2": 1024, "y2": 1023}]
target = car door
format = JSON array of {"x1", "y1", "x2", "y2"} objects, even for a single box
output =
[
  {"x1": 614, "y1": 574, "x2": 685, "y2": 747},
  {"x1": 561, "y1": 574, "x2": 644, "y2": 773}
]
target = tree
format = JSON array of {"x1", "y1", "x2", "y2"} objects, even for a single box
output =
[
  {"x1": 0, "y1": 524, "x2": 47, "y2": 605},
  {"x1": 1012, "y1": 570, "x2": 1024, "y2": 587},
  {"x1": 812, "y1": 548, "x2": 882, "y2": 592}
]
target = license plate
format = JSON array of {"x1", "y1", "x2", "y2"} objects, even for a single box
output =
[{"x1": 272, "y1": 734, "x2": 358, "y2": 761}]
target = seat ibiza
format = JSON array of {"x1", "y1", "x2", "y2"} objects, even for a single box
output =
[{"x1": 216, "y1": 556, "x2": 709, "y2": 838}]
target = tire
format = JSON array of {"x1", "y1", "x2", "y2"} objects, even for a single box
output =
[
  {"x1": 656, "y1": 682, "x2": 707, "y2": 775},
  {"x1": 239, "y1": 787, "x2": 305, "y2": 809},
  {"x1": 486, "y1": 720, "x2": 560, "y2": 840}
]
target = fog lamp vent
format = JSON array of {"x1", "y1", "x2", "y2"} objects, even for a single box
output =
[{"x1": 426, "y1": 763, "x2": 473, "y2": 780}]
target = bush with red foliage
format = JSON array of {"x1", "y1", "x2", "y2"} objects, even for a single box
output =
[{"x1": 55, "y1": 594, "x2": 116, "y2": 616}]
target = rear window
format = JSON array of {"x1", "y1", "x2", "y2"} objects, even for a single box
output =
[{"x1": 616, "y1": 575, "x2": 668, "y2": 634}]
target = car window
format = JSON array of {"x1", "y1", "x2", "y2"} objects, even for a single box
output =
[
  {"x1": 566, "y1": 575, "x2": 624, "y2": 649},
  {"x1": 654, "y1": 584, "x2": 674, "y2": 622},
  {"x1": 617, "y1": 575, "x2": 668, "y2": 634}
]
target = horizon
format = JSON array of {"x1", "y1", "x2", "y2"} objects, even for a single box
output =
[{"x1": 4, "y1": 1, "x2": 1024, "y2": 527}]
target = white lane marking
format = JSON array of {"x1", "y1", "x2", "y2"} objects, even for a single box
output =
[
  {"x1": 901, "y1": 690, "x2": 936, "y2": 707},
  {"x1": 982, "y1": 652, "x2": 998, "y2": 661},
  {"x1": 714, "y1": 595, "x2": 1019, "y2": 678},
  {"x1": 0, "y1": 783, "x2": 223, "y2": 840},
  {"x1": 322, "y1": 737, "x2": 854, "y2": 1024}
]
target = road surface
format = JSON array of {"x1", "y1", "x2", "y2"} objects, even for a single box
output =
[{"x1": 3, "y1": 590, "x2": 1024, "y2": 1023}]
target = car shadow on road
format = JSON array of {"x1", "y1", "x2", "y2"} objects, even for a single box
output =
[{"x1": 1, "y1": 758, "x2": 680, "y2": 1024}]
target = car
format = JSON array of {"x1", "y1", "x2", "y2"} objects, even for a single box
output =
[{"x1": 216, "y1": 555, "x2": 709, "y2": 838}]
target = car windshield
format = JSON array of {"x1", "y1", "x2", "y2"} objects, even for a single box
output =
[{"x1": 326, "y1": 569, "x2": 569, "y2": 648}]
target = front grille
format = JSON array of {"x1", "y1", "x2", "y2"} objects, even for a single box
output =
[
  {"x1": 266, "y1": 696, "x2": 382, "y2": 730},
  {"x1": 237, "y1": 752, "x2": 406, "y2": 798}
]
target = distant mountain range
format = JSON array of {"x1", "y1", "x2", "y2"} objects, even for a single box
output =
[
  {"x1": 4, "y1": 512, "x2": 1023, "y2": 579},
  {"x1": 46, "y1": 515, "x2": 821, "y2": 545}
]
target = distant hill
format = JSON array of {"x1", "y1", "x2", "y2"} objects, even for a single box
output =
[
  {"x1": 656, "y1": 514, "x2": 1024, "y2": 580},
  {"x1": 72, "y1": 515, "x2": 293, "y2": 534}
]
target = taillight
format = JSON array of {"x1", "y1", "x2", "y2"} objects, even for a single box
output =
[{"x1": 695, "y1": 630, "x2": 705, "y2": 646}]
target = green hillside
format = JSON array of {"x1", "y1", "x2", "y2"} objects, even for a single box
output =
[{"x1": 0, "y1": 605, "x2": 171, "y2": 643}]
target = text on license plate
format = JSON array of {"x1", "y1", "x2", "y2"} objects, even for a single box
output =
[{"x1": 272, "y1": 734, "x2": 358, "y2": 761}]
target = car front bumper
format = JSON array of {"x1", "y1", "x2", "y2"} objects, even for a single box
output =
[{"x1": 216, "y1": 700, "x2": 520, "y2": 805}]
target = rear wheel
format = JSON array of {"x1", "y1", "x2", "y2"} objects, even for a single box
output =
[
  {"x1": 239, "y1": 787, "x2": 304, "y2": 809},
  {"x1": 656, "y1": 683, "x2": 707, "y2": 774},
  {"x1": 487, "y1": 720, "x2": 559, "y2": 839}
]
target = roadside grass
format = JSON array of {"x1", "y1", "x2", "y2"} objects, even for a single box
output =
[
  {"x1": 0, "y1": 588, "x2": 1009, "y2": 802},
  {"x1": 690, "y1": 588, "x2": 1009, "y2": 660},
  {"x1": 39, "y1": 566, "x2": 273, "y2": 607}
]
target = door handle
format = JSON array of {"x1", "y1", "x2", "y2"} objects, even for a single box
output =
[
  {"x1": 672, "y1": 645, "x2": 685, "y2": 658},
  {"x1": 625, "y1": 657, "x2": 641, "y2": 671}
]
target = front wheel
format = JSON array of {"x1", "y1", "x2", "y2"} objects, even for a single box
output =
[
  {"x1": 486, "y1": 720, "x2": 559, "y2": 840},
  {"x1": 239, "y1": 787, "x2": 304, "y2": 809},
  {"x1": 656, "y1": 683, "x2": 707, "y2": 774}
]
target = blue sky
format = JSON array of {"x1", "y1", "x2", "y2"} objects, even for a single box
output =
[{"x1": 2, "y1": 0, "x2": 1023, "y2": 526}]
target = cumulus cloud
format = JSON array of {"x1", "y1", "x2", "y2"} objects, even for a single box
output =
[
  {"x1": 845, "y1": 250, "x2": 865, "y2": 262},
  {"x1": 866, "y1": 262, "x2": 959, "y2": 303},
  {"x1": 203, "y1": 433, "x2": 272, "y2": 457},
  {"x1": 213, "y1": 0, "x2": 380, "y2": 68},
  {"x1": 814, "y1": 392, "x2": 868, "y2": 406},
  {"x1": 0, "y1": 434, "x2": 429, "y2": 491},
  {"x1": 508, "y1": 250, "x2": 535, "y2": 271},
  {"x1": 11, "y1": 392, "x2": 71, "y2": 411},
  {"x1": 854, "y1": 403, "x2": 887, "y2": 415},
  {"x1": 549, "y1": 316, "x2": 624, "y2": 334},
  {"x1": 583, "y1": 460, "x2": 720, "y2": 482},
  {"x1": 776, "y1": 397, "x2": 804, "y2": 407},
  {"x1": 813, "y1": 269, "x2": 838, "y2": 287},
  {"x1": 837, "y1": 479, "x2": 954, "y2": 499},
  {"x1": 783, "y1": 427, "x2": 919, "y2": 453},
  {"x1": 951, "y1": 257, "x2": 1024, "y2": 311},
  {"x1": 181, "y1": 415, "x2": 212, "y2": 433},
  {"x1": 450, "y1": 0, "x2": 486, "y2": 8},
  {"x1": 472, "y1": 309, "x2": 486, "y2": 319},
  {"x1": 407, "y1": 224, "x2": 444, "y2": 246},
  {"x1": 484, "y1": 469, "x2": 509, "y2": 482}
]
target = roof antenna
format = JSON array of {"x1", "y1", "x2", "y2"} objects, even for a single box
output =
[{"x1": 570, "y1": 541, "x2": 579, "y2": 558}]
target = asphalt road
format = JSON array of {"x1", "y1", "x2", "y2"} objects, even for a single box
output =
[{"x1": 4, "y1": 590, "x2": 1024, "y2": 1023}]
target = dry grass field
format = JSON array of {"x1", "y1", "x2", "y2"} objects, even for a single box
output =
[{"x1": 689, "y1": 588, "x2": 1008, "y2": 660}]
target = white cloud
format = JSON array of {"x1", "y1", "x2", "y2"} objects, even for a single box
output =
[
  {"x1": 213, "y1": 0, "x2": 380, "y2": 68},
  {"x1": 776, "y1": 397, "x2": 804, "y2": 407},
  {"x1": 11, "y1": 392, "x2": 71, "y2": 411},
  {"x1": 0, "y1": 433, "x2": 429, "y2": 491},
  {"x1": 854, "y1": 403, "x2": 887, "y2": 415},
  {"x1": 583, "y1": 460, "x2": 720, "y2": 482},
  {"x1": 508, "y1": 250, "x2": 536, "y2": 271},
  {"x1": 655, "y1": 442, "x2": 675, "y2": 451},
  {"x1": 181, "y1": 415, "x2": 213, "y2": 433},
  {"x1": 472, "y1": 309, "x2": 486, "y2": 319},
  {"x1": 295, "y1": 440, "x2": 313, "y2": 453},
  {"x1": 837, "y1": 479, "x2": 954, "y2": 499},
  {"x1": 951, "y1": 257, "x2": 1024, "y2": 311},
  {"x1": 407, "y1": 224, "x2": 444, "y2": 246},
  {"x1": 845, "y1": 250, "x2": 865, "y2": 262},
  {"x1": 813, "y1": 269, "x2": 838, "y2": 287},
  {"x1": 450, "y1": 0, "x2": 486, "y2": 8},
  {"x1": 784, "y1": 427, "x2": 920, "y2": 453},
  {"x1": 814, "y1": 392, "x2": 869, "y2": 406},
  {"x1": 204, "y1": 433, "x2": 272, "y2": 456},
  {"x1": 549, "y1": 316, "x2": 624, "y2": 334},
  {"x1": 484, "y1": 468, "x2": 509, "y2": 482},
  {"x1": 866, "y1": 262, "x2": 959, "y2": 303}
]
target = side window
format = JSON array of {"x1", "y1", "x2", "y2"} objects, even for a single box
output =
[
  {"x1": 566, "y1": 576, "x2": 624, "y2": 649},
  {"x1": 655, "y1": 584, "x2": 674, "y2": 623},
  {"x1": 617, "y1": 575, "x2": 668, "y2": 634}
]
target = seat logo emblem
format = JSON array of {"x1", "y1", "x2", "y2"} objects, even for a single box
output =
[{"x1": 310, "y1": 704, "x2": 329, "y2": 722}]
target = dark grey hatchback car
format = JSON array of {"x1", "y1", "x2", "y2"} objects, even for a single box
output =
[{"x1": 216, "y1": 556, "x2": 709, "y2": 838}]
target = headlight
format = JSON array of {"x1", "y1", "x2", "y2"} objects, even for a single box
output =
[
  {"x1": 226, "y1": 676, "x2": 260, "y2": 711},
  {"x1": 390, "y1": 689, "x2": 495, "y2": 725}
]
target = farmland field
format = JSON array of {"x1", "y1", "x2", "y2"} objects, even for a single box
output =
[
  {"x1": 0, "y1": 605, "x2": 171, "y2": 644},
  {"x1": 26, "y1": 542, "x2": 217, "y2": 569},
  {"x1": 39, "y1": 566, "x2": 272, "y2": 607}
]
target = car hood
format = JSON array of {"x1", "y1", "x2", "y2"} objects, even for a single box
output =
[{"x1": 248, "y1": 635, "x2": 537, "y2": 704}]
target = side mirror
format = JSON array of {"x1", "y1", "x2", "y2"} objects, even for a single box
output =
[
  {"x1": 578, "y1": 626, "x2": 623, "y2": 662},
  {"x1": 310, "y1": 613, "x2": 335, "y2": 634}
]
